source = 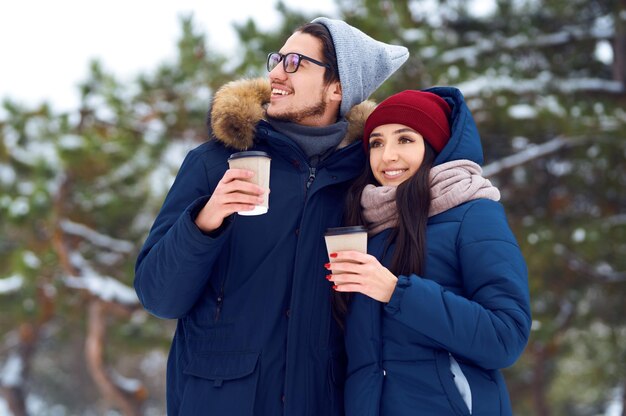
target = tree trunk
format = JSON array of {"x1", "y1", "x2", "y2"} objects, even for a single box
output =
[
  {"x1": 52, "y1": 189, "x2": 146, "y2": 415},
  {"x1": 1, "y1": 281, "x2": 56, "y2": 416},
  {"x1": 85, "y1": 299, "x2": 144, "y2": 416},
  {"x1": 2, "y1": 325, "x2": 36, "y2": 416},
  {"x1": 621, "y1": 377, "x2": 626, "y2": 416},
  {"x1": 614, "y1": 0, "x2": 626, "y2": 87},
  {"x1": 2, "y1": 385, "x2": 27, "y2": 416},
  {"x1": 531, "y1": 341, "x2": 551, "y2": 416}
]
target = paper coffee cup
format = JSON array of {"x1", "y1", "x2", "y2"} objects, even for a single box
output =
[
  {"x1": 227, "y1": 151, "x2": 271, "y2": 216},
  {"x1": 324, "y1": 226, "x2": 368, "y2": 262}
]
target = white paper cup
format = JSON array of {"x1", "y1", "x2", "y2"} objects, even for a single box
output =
[
  {"x1": 227, "y1": 151, "x2": 271, "y2": 216},
  {"x1": 324, "y1": 226, "x2": 368, "y2": 266}
]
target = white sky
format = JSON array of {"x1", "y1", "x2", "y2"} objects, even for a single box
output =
[{"x1": 0, "y1": 0, "x2": 337, "y2": 113}]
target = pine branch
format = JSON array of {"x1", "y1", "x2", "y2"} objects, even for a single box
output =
[
  {"x1": 60, "y1": 220, "x2": 134, "y2": 254},
  {"x1": 482, "y1": 136, "x2": 576, "y2": 177},
  {"x1": 604, "y1": 214, "x2": 626, "y2": 227},
  {"x1": 554, "y1": 244, "x2": 626, "y2": 283},
  {"x1": 439, "y1": 20, "x2": 613, "y2": 65},
  {"x1": 458, "y1": 75, "x2": 624, "y2": 96},
  {"x1": 64, "y1": 251, "x2": 139, "y2": 306}
]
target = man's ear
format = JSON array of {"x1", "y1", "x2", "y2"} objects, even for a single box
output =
[{"x1": 327, "y1": 81, "x2": 342, "y2": 102}]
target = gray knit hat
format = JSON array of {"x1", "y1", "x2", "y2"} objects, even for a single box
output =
[{"x1": 311, "y1": 17, "x2": 409, "y2": 117}]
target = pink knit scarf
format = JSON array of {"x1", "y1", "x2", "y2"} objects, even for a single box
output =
[{"x1": 361, "y1": 160, "x2": 501, "y2": 235}]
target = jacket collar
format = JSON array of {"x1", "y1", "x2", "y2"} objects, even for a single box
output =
[{"x1": 209, "y1": 78, "x2": 376, "y2": 151}]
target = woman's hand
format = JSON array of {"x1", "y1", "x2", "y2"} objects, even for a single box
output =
[{"x1": 325, "y1": 251, "x2": 398, "y2": 303}]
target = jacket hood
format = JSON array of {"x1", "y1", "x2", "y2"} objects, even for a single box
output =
[
  {"x1": 209, "y1": 78, "x2": 376, "y2": 151},
  {"x1": 425, "y1": 86, "x2": 485, "y2": 167}
]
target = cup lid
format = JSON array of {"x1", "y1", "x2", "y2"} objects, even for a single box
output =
[
  {"x1": 324, "y1": 225, "x2": 368, "y2": 236},
  {"x1": 228, "y1": 151, "x2": 271, "y2": 160}
]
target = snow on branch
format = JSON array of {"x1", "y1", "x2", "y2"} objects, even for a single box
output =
[
  {"x1": 0, "y1": 353, "x2": 23, "y2": 387},
  {"x1": 60, "y1": 220, "x2": 134, "y2": 254},
  {"x1": 458, "y1": 75, "x2": 623, "y2": 96},
  {"x1": 604, "y1": 214, "x2": 626, "y2": 227},
  {"x1": 558, "y1": 78, "x2": 624, "y2": 94},
  {"x1": 0, "y1": 275, "x2": 23, "y2": 295},
  {"x1": 554, "y1": 244, "x2": 626, "y2": 283},
  {"x1": 93, "y1": 148, "x2": 150, "y2": 191},
  {"x1": 553, "y1": 299, "x2": 575, "y2": 332},
  {"x1": 111, "y1": 370, "x2": 144, "y2": 394},
  {"x1": 440, "y1": 21, "x2": 613, "y2": 64},
  {"x1": 483, "y1": 136, "x2": 573, "y2": 177},
  {"x1": 65, "y1": 252, "x2": 138, "y2": 306},
  {"x1": 65, "y1": 275, "x2": 139, "y2": 306}
]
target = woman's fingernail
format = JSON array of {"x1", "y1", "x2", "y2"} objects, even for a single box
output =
[
  {"x1": 330, "y1": 253, "x2": 338, "y2": 258},
  {"x1": 324, "y1": 263, "x2": 330, "y2": 269},
  {"x1": 326, "y1": 275, "x2": 332, "y2": 280},
  {"x1": 332, "y1": 285, "x2": 338, "y2": 290}
]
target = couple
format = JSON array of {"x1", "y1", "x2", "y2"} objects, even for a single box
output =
[{"x1": 134, "y1": 17, "x2": 531, "y2": 416}]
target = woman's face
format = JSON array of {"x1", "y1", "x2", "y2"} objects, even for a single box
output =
[{"x1": 368, "y1": 123, "x2": 426, "y2": 186}]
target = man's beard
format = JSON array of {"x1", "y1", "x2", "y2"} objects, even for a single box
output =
[{"x1": 268, "y1": 99, "x2": 328, "y2": 124}]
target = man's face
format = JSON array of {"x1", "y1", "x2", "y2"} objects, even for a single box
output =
[{"x1": 266, "y1": 32, "x2": 341, "y2": 126}]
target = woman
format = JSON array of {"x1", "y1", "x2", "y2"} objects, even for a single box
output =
[{"x1": 325, "y1": 88, "x2": 531, "y2": 415}]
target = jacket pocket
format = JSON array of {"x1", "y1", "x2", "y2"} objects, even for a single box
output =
[
  {"x1": 179, "y1": 351, "x2": 260, "y2": 415},
  {"x1": 456, "y1": 362, "x2": 502, "y2": 415},
  {"x1": 450, "y1": 354, "x2": 472, "y2": 413},
  {"x1": 436, "y1": 351, "x2": 501, "y2": 416},
  {"x1": 435, "y1": 351, "x2": 471, "y2": 415}
]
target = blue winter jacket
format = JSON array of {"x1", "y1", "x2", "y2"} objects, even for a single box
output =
[
  {"x1": 134, "y1": 79, "x2": 370, "y2": 415},
  {"x1": 344, "y1": 87, "x2": 532, "y2": 416}
]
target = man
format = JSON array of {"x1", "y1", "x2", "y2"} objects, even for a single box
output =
[{"x1": 134, "y1": 17, "x2": 408, "y2": 415}]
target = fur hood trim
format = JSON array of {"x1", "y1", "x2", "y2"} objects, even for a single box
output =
[{"x1": 209, "y1": 78, "x2": 376, "y2": 151}]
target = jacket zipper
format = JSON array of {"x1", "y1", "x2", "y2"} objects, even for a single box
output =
[
  {"x1": 306, "y1": 166, "x2": 316, "y2": 189},
  {"x1": 215, "y1": 286, "x2": 225, "y2": 322}
]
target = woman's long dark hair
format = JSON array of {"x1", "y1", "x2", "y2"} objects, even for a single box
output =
[{"x1": 332, "y1": 142, "x2": 437, "y2": 328}]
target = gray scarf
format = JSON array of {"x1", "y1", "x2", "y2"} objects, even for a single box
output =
[
  {"x1": 361, "y1": 160, "x2": 501, "y2": 235},
  {"x1": 267, "y1": 117, "x2": 348, "y2": 163}
]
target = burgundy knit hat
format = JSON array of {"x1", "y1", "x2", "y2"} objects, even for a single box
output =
[{"x1": 363, "y1": 90, "x2": 452, "y2": 153}]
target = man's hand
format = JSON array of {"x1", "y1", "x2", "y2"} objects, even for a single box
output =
[{"x1": 195, "y1": 169, "x2": 267, "y2": 232}]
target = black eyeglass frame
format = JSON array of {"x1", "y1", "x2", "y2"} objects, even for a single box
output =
[{"x1": 266, "y1": 52, "x2": 330, "y2": 73}]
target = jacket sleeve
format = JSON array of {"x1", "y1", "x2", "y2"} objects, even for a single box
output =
[
  {"x1": 384, "y1": 200, "x2": 531, "y2": 370},
  {"x1": 134, "y1": 148, "x2": 231, "y2": 319}
]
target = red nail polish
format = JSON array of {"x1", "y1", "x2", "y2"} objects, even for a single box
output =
[
  {"x1": 324, "y1": 263, "x2": 330, "y2": 269},
  {"x1": 330, "y1": 253, "x2": 338, "y2": 258},
  {"x1": 332, "y1": 285, "x2": 338, "y2": 290},
  {"x1": 326, "y1": 275, "x2": 332, "y2": 280}
]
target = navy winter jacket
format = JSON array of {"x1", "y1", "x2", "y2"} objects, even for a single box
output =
[
  {"x1": 134, "y1": 79, "x2": 369, "y2": 415},
  {"x1": 344, "y1": 87, "x2": 532, "y2": 416}
]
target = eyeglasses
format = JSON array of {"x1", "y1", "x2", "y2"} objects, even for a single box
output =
[{"x1": 266, "y1": 52, "x2": 330, "y2": 73}]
